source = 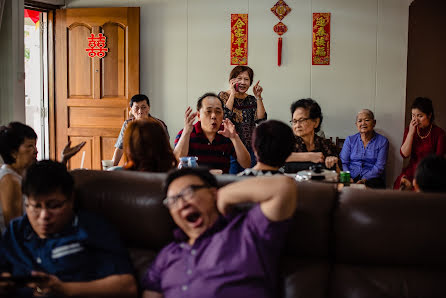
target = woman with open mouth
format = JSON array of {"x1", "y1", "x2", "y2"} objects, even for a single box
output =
[{"x1": 219, "y1": 66, "x2": 267, "y2": 174}]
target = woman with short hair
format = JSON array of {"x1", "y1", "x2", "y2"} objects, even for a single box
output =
[
  {"x1": 0, "y1": 122, "x2": 84, "y2": 231},
  {"x1": 285, "y1": 98, "x2": 340, "y2": 173},
  {"x1": 340, "y1": 109, "x2": 389, "y2": 188},
  {"x1": 219, "y1": 66, "x2": 267, "y2": 174}
]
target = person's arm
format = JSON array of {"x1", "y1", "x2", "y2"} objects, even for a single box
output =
[
  {"x1": 339, "y1": 136, "x2": 351, "y2": 172},
  {"x1": 362, "y1": 138, "x2": 389, "y2": 181},
  {"x1": 0, "y1": 175, "x2": 22, "y2": 226},
  {"x1": 173, "y1": 107, "x2": 196, "y2": 160},
  {"x1": 218, "y1": 119, "x2": 251, "y2": 168},
  {"x1": 28, "y1": 271, "x2": 137, "y2": 297},
  {"x1": 252, "y1": 81, "x2": 266, "y2": 120},
  {"x1": 143, "y1": 291, "x2": 164, "y2": 298},
  {"x1": 217, "y1": 175, "x2": 297, "y2": 222},
  {"x1": 435, "y1": 130, "x2": 446, "y2": 156},
  {"x1": 223, "y1": 80, "x2": 238, "y2": 111},
  {"x1": 112, "y1": 121, "x2": 128, "y2": 166},
  {"x1": 286, "y1": 152, "x2": 324, "y2": 163},
  {"x1": 60, "y1": 141, "x2": 86, "y2": 166},
  {"x1": 401, "y1": 120, "x2": 416, "y2": 158},
  {"x1": 112, "y1": 148, "x2": 123, "y2": 166}
]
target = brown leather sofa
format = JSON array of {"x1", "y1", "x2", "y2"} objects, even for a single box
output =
[{"x1": 71, "y1": 169, "x2": 446, "y2": 298}]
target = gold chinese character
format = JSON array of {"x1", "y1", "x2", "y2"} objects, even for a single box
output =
[
  {"x1": 316, "y1": 27, "x2": 326, "y2": 37},
  {"x1": 315, "y1": 37, "x2": 326, "y2": 47},
  {"x1": 316, "y1": 17, "x2": 327, "y2": 27},
  {"x1": 234, "y1": 37, "x2": 244, "y2": 47},
  {"x1": 234, "y1": 47, "x2": 245, "y2": 57},
  {"x1": 234, "y1": 28, "x2": 245, "y2": 38},
  {"x1": 234, "y1": 19, "x2": 245, "y2": 28},
  {"x1": 315, "y1": 47, "x2": 326, "y2": 56}
]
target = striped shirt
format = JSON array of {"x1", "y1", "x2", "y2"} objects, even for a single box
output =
[{"x1": 174, "y1": 121, "x2": 235, "y2": 173}]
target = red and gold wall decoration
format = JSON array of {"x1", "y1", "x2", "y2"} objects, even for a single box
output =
[
  {"x1": 230, "y1": 14, "x2": 248, "y2": 65},
  {"x1": 85, "y1": 33, "x2": 109, "y2": 58},
  {"x1": 312, "y1": 13, "x2": 330, "y2": 65},
  {"x1": 271, "y1": 0, "x2": 291, "y2": 66}
]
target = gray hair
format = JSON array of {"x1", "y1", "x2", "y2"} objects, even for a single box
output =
[{"x1": 356, "y1": 109, "x2": 375, "y2": 122}]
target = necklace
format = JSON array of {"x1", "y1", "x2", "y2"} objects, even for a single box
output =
[{"x1": 417, "y1": 124, "x2": 432, "y2": 139}]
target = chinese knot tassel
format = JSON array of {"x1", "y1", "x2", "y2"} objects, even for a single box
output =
[{"x1": 278, "y1": 37, "x2": 282, "y2": 66}]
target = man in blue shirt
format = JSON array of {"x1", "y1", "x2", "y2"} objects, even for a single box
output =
[
  {"x1": 340, "y1": 109, "x2": 389, "y2": 188},
  {"x1": 0, "y1": 160, "x2": 137, "y2": 297}
]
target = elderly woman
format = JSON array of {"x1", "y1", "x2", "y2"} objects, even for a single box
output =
[
  {"x1": 340, "y1": 109, "x2": 389, "y2": 188},
  {"x1": 285, "y1": 98, "x2": 340, "y2": 172},
  {"x1": 394, "y1": 97, "x2": 445, "y2": 190},
  {"x1": 219, "y1": 66, "x2": 267, "y2": 174},
  {"x1": 0, "y1": 122, "x2": 83, "y2": 231},
  {"x1": 112, "y1": 94, "x2": 168, "y2": 166},
  {"x1": 121, "y1": 119, "x2": 177, "y2": 172}
]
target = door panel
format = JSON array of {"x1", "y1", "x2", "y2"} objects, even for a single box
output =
[
  {"x1": 102, "y1": 23, "x2": 126, "y2": 98},
  {"x1": 68, "y1": 24, "x2": 92, "y2": 97},
  {"x1": 55, "y1": 7, "x2": 139, "y2": 170}
]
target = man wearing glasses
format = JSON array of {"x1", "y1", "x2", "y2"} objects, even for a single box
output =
[
  {"x1": 0, "y1": 160, "x2": 137, "y2": 297},
  {"x1": 142, "y1": 167, "x2": 297, "y2": 298}
]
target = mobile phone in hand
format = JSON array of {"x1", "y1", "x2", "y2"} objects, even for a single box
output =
[{"x1": 235, "y1": 83, "x2": 240, "y2": 92}]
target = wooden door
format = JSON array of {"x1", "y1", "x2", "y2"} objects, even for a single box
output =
[{"x1": 54, "y1": 7, "x2": 139, "y2": 170}]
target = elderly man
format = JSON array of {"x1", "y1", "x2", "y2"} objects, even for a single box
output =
[
  {"x1": 174, "y1": 93, "x2": 251, "y2": 173},
  {"x1": 142, "y1": 168, "x2": 297, "y2": 298},
  {"x1": 0, "y1": 160, "x2": 137, "y2": 297},
  {"x1": 112, "y1": 94, "x2": 168, "y2": 166},
  {"x1": 340, "y1": 109, "x2": 389, "y2": 188}
]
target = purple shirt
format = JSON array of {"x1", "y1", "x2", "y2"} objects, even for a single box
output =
[{"x1": 143, "y1": 205, "x2": 290, "y2": 298}]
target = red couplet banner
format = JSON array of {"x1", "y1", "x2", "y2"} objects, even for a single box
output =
[
  {"x1": 230, "y1": 14, "x2": 248, "y2": 65},
  {"x1": 312, "y1": 13, "x2": 331, "y2": 65}
]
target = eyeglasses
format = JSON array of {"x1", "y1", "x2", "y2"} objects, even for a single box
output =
[
  {"x1": 290, "y1": 118, "x2": 310, "y2": 125},
  {"x1": 163, "y1": 184, "x2": 210, "y2": 209},
  {"x1": 25, "y1": 199, "x2": 69, "y2": 215}
]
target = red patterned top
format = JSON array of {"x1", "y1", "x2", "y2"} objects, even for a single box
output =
[{"x1": 393, "y1": 124, "x2": 446, "y2": 189}]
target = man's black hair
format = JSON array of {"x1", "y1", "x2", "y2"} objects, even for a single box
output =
[
  {"x1": 415, "y1": 154, "x2": 446, "y2": 193},
  {"x1": 252, "y1": 120, "x2": 295, "y2": 167},
  {"x1": 130, "y1": 94, "x2": 150, "y2": 107},
  {"x1": 0, "y1": 122, "x2": 37, "y2": 164},
  {"x1": 196, "y1": 92, "x2": 224, "y2": 111},
  {"x1": 163, "y1": 167, "x2": 218, "y2": 195},
  {"x1": 22, "y1": 160, "x2": 74, "y2": 199}
]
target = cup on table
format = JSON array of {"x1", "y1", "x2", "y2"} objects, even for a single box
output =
[{"x1": 101, "y1": 160, "x2": 113, "y2": 171}]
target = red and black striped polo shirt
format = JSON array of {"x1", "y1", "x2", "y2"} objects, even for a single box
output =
[{"x1": 174, "y1": 121, "x2": 235, "y2": 173}]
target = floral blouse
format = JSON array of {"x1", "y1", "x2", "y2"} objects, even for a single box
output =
[
  {"x1": 219, "y1": 92, "x2": 267, "y2": 150},
  {"x1": 294, "y1": 134, "x2": 339, "y2": 157}
]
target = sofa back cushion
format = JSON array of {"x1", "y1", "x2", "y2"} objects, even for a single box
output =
[{"x1": 333, "y1": 188, "x2": 446, "y2": 297}]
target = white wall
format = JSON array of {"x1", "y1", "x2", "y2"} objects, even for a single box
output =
[
  {"x1": 0, "y1": 0, "x2": 25, "y2": 126},
  {"x1": 66, "y1": 0, "x2": 409, "y2": 186}
]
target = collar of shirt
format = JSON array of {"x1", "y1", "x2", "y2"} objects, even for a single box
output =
[{"x1": 24, "y1": 214, "x2": 79, "y2": 241}]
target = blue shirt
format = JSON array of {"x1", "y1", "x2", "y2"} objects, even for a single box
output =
[
  {"x1": 340, "y1": 132, "x2": 389, "y2": 180},
  {"x1": 0, "y1": 211, "x2": 133, "y2": 296},
  {"x1": 143, "y1": 205, "x2": 290, "y2": 298}
]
